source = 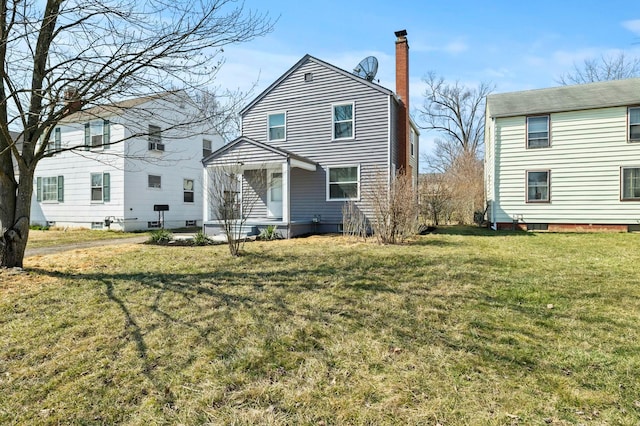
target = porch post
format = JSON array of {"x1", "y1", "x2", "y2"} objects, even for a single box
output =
[
  {"x1": 282, "y1": 159, "x2": 290, "y2": 223},
  {"x1": 202, "y1": 166, "x2": 209, "y2": 222}
]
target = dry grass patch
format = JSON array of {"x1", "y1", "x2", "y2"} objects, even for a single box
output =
[
  {"x1": 1, "y1": 230, "x2": 640, "y2": 424},
  {"x1": 26, "y1": 228, "x2": 145, "y2": 249}
]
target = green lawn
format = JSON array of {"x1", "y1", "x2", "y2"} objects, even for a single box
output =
[{"x1": 1, "y1": 228, "x2": 639, "y2": 424}]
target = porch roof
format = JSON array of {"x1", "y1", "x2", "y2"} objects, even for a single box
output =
[{"x1": 202, "y1": 136, "x2": 317, "y2": 171}]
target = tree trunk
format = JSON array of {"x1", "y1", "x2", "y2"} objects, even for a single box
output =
[{"x1": 0, "y1": 169, "x2": 32, "y2": 268}]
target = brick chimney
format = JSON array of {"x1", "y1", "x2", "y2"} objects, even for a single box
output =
[{"x1": 395, "y1": 29, "x2": 411, "y2": 174}]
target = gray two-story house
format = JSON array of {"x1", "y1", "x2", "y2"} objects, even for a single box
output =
[{"x1": 202, "y1": 30, "x2": 419, "y2": 238}]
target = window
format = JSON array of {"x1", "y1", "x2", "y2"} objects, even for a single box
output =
[
  {"x1": 304, "y1": 72, "x2": 313, "y2": 82},
  {"x1": 622, "y1": 167, "x2": 640, "y2": 200},
  {"x1": 203, "y1": 139, "x2": 212, "y2": 157},
  {"x1": 268, "y1": 113, "x2": 286, "y2": 141},
  {"x1": 333, "y1": 103, "x2": 354, "y2": 140},
  {"x1": 410, "y1": 127, "x2": 416, "y2": 158},
  {"x1": 526, "y1": 170, "x2": 550, "y2": 202},
  {"x1": 148, "y1": 125, "x2": 164, "y2": 151},
  {"x1": 327, "y1": 166, "x2": 359, "y2": 200},
  {"x1": 148, "y1": 175, "x2": 161, "y2": 189},
  {"x1": 184, "y1": 178, "x2": 194, "y2": 202},
  {"x1": 36, "y1": 176, "x2": 64, "y2": 202},
  {"x1": 527, "y1": 115, "x2": 549, "y2": 148},
  {"x1": 47, "y1": 127, "x2": 61, "y2": 155},
  {"x1": 629, "y1": 107, "x2": 640, "y2": 141},
  {"x1": 84, "y1": 120, "x2": 110, "y2": 150},
  {"x1": 91, "y1": 172, "x2": 110, "y2": 202}
]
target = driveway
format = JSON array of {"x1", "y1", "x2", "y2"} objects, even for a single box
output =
[{"x1": 25, "y1": 236, "x2": 150, "y2": 257}]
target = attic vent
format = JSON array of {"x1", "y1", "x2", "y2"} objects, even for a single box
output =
[{"x1": 304, "y1": 72, "x2": 313, "y2": 82}]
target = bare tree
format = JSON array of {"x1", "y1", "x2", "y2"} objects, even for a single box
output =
[
  {"x1": 206, "y1": 164, "x2": 268, "y2": 256},
  {"x1": 418, "y1": 172, "x2": 452, "y2": 226},
  {"x1": 557, "y1": 52, "x2": 640, "y2": 85},
  {"x1": 419, "y1": 72, "x2": 494, "y2": 155},
  {"x1": 0, "y1": 0, "x2": 274, "y2": 267},
  {"x1": 369, "y1": 172, "x2": 418, "y2": 244}
]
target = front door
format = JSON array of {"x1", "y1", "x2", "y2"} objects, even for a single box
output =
[{"x1": 267, "y1": 170, "x2": 283, "y2": 218}]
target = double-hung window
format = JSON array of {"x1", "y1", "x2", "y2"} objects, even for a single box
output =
[
  {"x1": 203, "y1": 139, "x2": 212, "y2": 157},
  {"x1": 268, "y1": 113, "x2": 286, "y2": 141},
  {"x1": 622, "y1": 167, "x2": 640, "y2": 200},
  {"x1": 410, "y1": 127, "x2": 416, "y2": 158},
  {"x1": 629, "y1": 107, "x2": 640, "y2": 142},
  {"x1": 47, "y1": 127, "x2": 61, "y2": 155},
  {"x1": 84, "y1": 120, "x2": 110, "y2": 149},
  {"x1": 333, "y1": 103, "x2": 354, "y2": 140},
  {"x1": 148, "y1": 125, "x2": 164, "y2": 151},
  {"x1": 526, "y1": 170, "x2": 550, "y2": 203},
  {"x1": 327, "y1": 165, "x2": 359, "y2": 201},
  {"x1": 527, "y1": 115, "x2": 550, "y2": 148},
  {"x1": 184, "y1": 178, "x2": 194, "y2": 202},
  {"x1": 91, "y1": 173, "x2": 110, "y2": 202},
  {"x1": 148, "y1": 174, "x2": 161, "y2": 189},
  {"x1": 36, "y1": 176, "x2": 64, "y2": 202}
]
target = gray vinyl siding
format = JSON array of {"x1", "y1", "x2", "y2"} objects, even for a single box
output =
[
  {"x1": 205, "y1": 140, "x2": 285, "y2": 167},
  {"x1": 242, "y1": 58, "x2": 392, "y2": 223},
  {"x1": 243, "y1": 169, "x2": 267, "y2": 218},
  {"x1": 493, "y1": 106, "x2": 640, "y2": 224}
]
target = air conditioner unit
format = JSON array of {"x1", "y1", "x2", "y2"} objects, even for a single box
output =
[{"x1": 148, "y1": 142, "x2": 165, "y2": 151}]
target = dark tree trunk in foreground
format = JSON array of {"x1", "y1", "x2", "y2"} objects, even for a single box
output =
[{"x1": 0, "y1": 0, "x2": 273, "y2": 267}]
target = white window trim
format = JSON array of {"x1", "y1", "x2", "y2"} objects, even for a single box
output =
[
  {"x1": 267, "y1": 111, "x2": 287, "y2": 142},
  {"x1": 331, "y1": 101, "x2": 355, "y2": 141},
  {"x1": 410, "y1": 127, "x2": 416, "y2": 158},
  {"x1": 148, "y1": 174, "x2": 162, "y2": 189},
  {"x1": 326, "y1": 164, "x2": 360, "y2": 202},
  {"x1": 90, "y1": 172, "x2": 105, "y2": 203},
  {"x1": 41, "y1": 176, "x2": 60, "y2": 203},
  {"x1": 526, "y1": 170, "x2": 550, "y2": 203}
]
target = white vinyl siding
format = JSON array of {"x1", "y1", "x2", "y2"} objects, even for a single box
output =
[{"x1": 491, "y1": 106, "x2": 640, "y2": 224}]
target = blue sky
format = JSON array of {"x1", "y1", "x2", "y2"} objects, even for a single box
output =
[{"x1": 214, "y1": 0, "x2": 640, "y2": 160}]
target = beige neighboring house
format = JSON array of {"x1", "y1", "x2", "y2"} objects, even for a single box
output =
[{"x1": 485, "y1": 78, "x2": 640, "y2": 231}]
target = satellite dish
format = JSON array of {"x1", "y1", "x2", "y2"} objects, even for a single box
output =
[{"x1": 353, "y1": 56, "x2": 378, "y2": 82}]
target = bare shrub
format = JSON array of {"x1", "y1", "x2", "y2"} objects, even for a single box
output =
[
  {"x1": 369, "y1": 172, "x2": 418, "y2": 244},
  {"x1": 342, "y1": 202, "x2": 368, "y2": 241}
]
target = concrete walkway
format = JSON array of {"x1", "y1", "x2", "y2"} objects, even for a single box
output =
[{"x1": 25, "y1": 236, "x2": 149, "y2": 257}]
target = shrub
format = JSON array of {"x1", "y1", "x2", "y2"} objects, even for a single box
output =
[
  {"x1": 192, "y1": 230, "x2": 212, "y2": 246},
  {"x1": 258, "y1": 225, "x2": 280, "y2": 241},
  {"x1": 148, "y1": 229, "x2": 173, "y2": 244},
  {"x1": 29, "y1": 224, "x2": 50, "y2": 231}
]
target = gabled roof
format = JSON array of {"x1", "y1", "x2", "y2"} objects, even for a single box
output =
[
  {"x1": 61, "y1": 91, "x2": 182, "y2": 123},
  {"x1": 202, "y1": 136, "x2": 317, "y2": 170},
  {"x1": 487, "y1": 77, "x2": 640, "y2": 118},
  {"x1": 240, "y1": 54, "x2": 396, "y2": 116}
]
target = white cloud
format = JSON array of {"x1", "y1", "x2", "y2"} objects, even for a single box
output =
[{"x1": 622, "y1": 19, "x2": 640, "y2": 35}]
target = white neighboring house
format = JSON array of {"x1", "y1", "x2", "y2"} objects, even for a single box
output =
[
  {"x1": 485, "y1": 77, "x2": 640, "y2": 232},
  {"x1": 32, "y1": 92, "x2": 224, "y2": 231}
]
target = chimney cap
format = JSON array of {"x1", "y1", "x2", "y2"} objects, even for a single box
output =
[{"x1": 395, "y1": 29, "x2": 408, "y2": 38}]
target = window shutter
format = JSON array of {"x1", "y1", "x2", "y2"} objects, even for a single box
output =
[
  {"x1": 57, "y1": 176, "x2": 64, "y2": 202},
  {"x1": 103, "y1": 173, "x2": 110, "y2": 202},
  {"x1": 103, "y1": 120, "x2": 110, "y2": 149},
  {"x1": 84, "y1": 123, "x2": 90, "y2": 150},
  {"x1": 36, "y1": 177, "x2": 42, "y2": 202},
  {"x1": 54, "y1": 127, "x2": 61, "y2": 151}
]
